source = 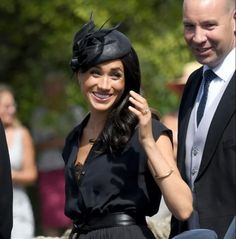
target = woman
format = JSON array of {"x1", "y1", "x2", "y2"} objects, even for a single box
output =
[
  {"x1": 62, "y1": 18, "x2": 193, "y2": 239},
  {"x1": 0, "y1": 84, "x2": 37, "y2": 239}
]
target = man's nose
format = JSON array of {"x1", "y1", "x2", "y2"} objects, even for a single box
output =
[{"x1": 193, "y1": 27, "x2": 207, "y2": 44}]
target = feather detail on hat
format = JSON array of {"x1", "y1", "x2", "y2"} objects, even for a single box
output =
[{"x1": 70, "y1": 15, "x2": 131, "y2": 72}]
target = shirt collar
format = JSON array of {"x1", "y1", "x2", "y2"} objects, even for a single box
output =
[{"x1": 203, "y1": 48, "x2": 235, "y2": 82}]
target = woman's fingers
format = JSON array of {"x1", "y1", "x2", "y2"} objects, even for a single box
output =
[{"x1": 129, "y1": 91, "x2": 150, "y2": 116}]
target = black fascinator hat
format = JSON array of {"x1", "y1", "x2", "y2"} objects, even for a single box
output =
[{"x1": 70, "y1": 16, "x2": 132, "y2": 72}]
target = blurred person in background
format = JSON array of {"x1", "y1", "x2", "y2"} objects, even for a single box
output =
[
  {"x1": 0, "y1": 84, "x2": 37, "y2": 239},
  {"x1": 0, "y1": 118, "x2": 13, "y2": 239},
  {"x1": 31, "y1": 72, "x2": 85, "y2": 237},
  {"x1": 147, "y1": 62, "x2": 201, "y2": 239}
]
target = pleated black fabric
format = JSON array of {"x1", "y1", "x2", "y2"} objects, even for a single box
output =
[{"x1": 74, "y1": 225, "x2": 156, "y2": 239}]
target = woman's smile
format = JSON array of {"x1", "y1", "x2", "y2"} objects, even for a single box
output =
[{"x1": 92, "y1": 91, "x2": 113, "y2": 101}]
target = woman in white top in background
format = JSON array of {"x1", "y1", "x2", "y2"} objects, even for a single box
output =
[{"x1": 0, "y1": 84, "x2": 37, "y2": 239}]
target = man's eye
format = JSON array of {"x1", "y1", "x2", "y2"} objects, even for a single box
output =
[
  {"x1": 184, "y1": 24, "x2": 195, "y2": 30},
  {"x1": 203, "y1": 23, "x2": 216, "y2": 30}
]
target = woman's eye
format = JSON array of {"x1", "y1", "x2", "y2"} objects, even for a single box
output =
[
  {"x1": 90, "y1": 69, "x2": 100, "y2": 76},
  {"x1": 111, "y1": 72, "x2": 122, "y2": 79}
]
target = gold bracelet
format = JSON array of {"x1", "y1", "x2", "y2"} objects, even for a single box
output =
[{"x1": 155, "y1": 169, "x2": 174, "y2": 180}]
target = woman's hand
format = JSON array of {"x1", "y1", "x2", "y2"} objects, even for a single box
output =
[{"x1": 128, "y1": 90, "x2": 154, "y2": 145}]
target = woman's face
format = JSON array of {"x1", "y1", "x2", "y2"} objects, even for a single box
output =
[
  {"x1": 78, "y1": 60, "x2": 125, "y2": 113},
  {"x1": 0, "y1": 91, "x2": 16, "y2": 126}
]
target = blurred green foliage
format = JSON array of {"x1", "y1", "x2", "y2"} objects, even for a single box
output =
[{"x1": 0, "y1": 0, "x2": 194, "y2": 126}]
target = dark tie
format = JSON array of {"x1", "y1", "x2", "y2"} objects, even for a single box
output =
[{"x1": 197, "y1": 69, "x2": 216, "y2": 126}]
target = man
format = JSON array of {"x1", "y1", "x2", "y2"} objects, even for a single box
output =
[
  {"x1": 0, "y1": 119, "x2": 13, "y2": 239},
  {"x1": 170, "y1": 0, "x2": 236, "y2": 238}
]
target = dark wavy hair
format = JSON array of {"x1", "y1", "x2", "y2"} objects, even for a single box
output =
[{"x1": 96, "y1": 47, "x2": 141, "y2": 154}]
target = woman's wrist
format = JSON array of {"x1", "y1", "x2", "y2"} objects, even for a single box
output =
[{"x1": 155, "y1": 168, "x2": 174, "y2": 180}]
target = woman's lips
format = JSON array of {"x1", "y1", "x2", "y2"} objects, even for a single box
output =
[{"x1": 92, "y1": 92, "x2": 112, "y2": 101}]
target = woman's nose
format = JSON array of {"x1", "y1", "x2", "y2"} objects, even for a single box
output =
[{"x1": 98, "y1": 75, "x2": 110, "y2": 90}]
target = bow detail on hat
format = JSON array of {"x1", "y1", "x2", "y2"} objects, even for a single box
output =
[{"x1": 70, "y1": 15, "x2": 131, "y2": 72}]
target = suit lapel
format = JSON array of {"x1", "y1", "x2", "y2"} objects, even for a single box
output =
[
  {"x1": 197, "y1": 71, "x2": 236, "y2": 178},
  {"x1": 177, "y1": 68, "x2": 203, "y2": 179}
]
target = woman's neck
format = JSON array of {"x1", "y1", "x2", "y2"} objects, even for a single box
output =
[{"x1": 85, "y1": 111, "x2": 107, "y2": 141}]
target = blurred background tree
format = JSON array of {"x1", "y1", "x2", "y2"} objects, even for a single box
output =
[
  {"x1": 1, "y1": 0, "x2": 198, "y2": 236},
  {"x1": 0, "y1": 0, "x2": 195, "y2": 126}
]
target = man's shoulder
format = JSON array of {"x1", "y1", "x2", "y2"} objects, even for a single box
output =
[{"x1": 187, "y1": 67, "x2": 203, "y2": 82}]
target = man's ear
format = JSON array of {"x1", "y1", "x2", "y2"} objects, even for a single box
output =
[{"x1": 234, "y1": 10, "x2": 236, "y2": 36}]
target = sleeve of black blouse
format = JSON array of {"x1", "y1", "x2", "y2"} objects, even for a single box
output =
[{"x1": 151, "y1": 118, "x2": 173, "y2": 145}]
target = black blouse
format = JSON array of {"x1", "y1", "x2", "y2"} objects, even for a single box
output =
[{"x1": 62, "y1": 115, "x2": 172, "y2": 223}]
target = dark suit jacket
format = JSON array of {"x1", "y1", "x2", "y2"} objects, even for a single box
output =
[
  {"x1": 0, "y1": 119, "x2": 13, "y2": 239},
  {"x1": 169, "y1": 68, "x2": 236, "y2": 239}
]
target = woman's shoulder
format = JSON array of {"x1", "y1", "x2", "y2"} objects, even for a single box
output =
[
  {"x1": 151, "y1": 117, "x2": 172, "y2": 141},
  {"x1": 17, "y1": 125, "x2": 30, "y2": 135},
  {"x1": 14, "y1": 125, "x2": 33, "y2": 142},
  {"x1": 151, "y1": 116, "x2": 167, "y2": 130}
]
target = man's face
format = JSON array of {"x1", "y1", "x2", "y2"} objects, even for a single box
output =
[{"x1": 183, "y1": 0, "x2": 235, "y2": 68}]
